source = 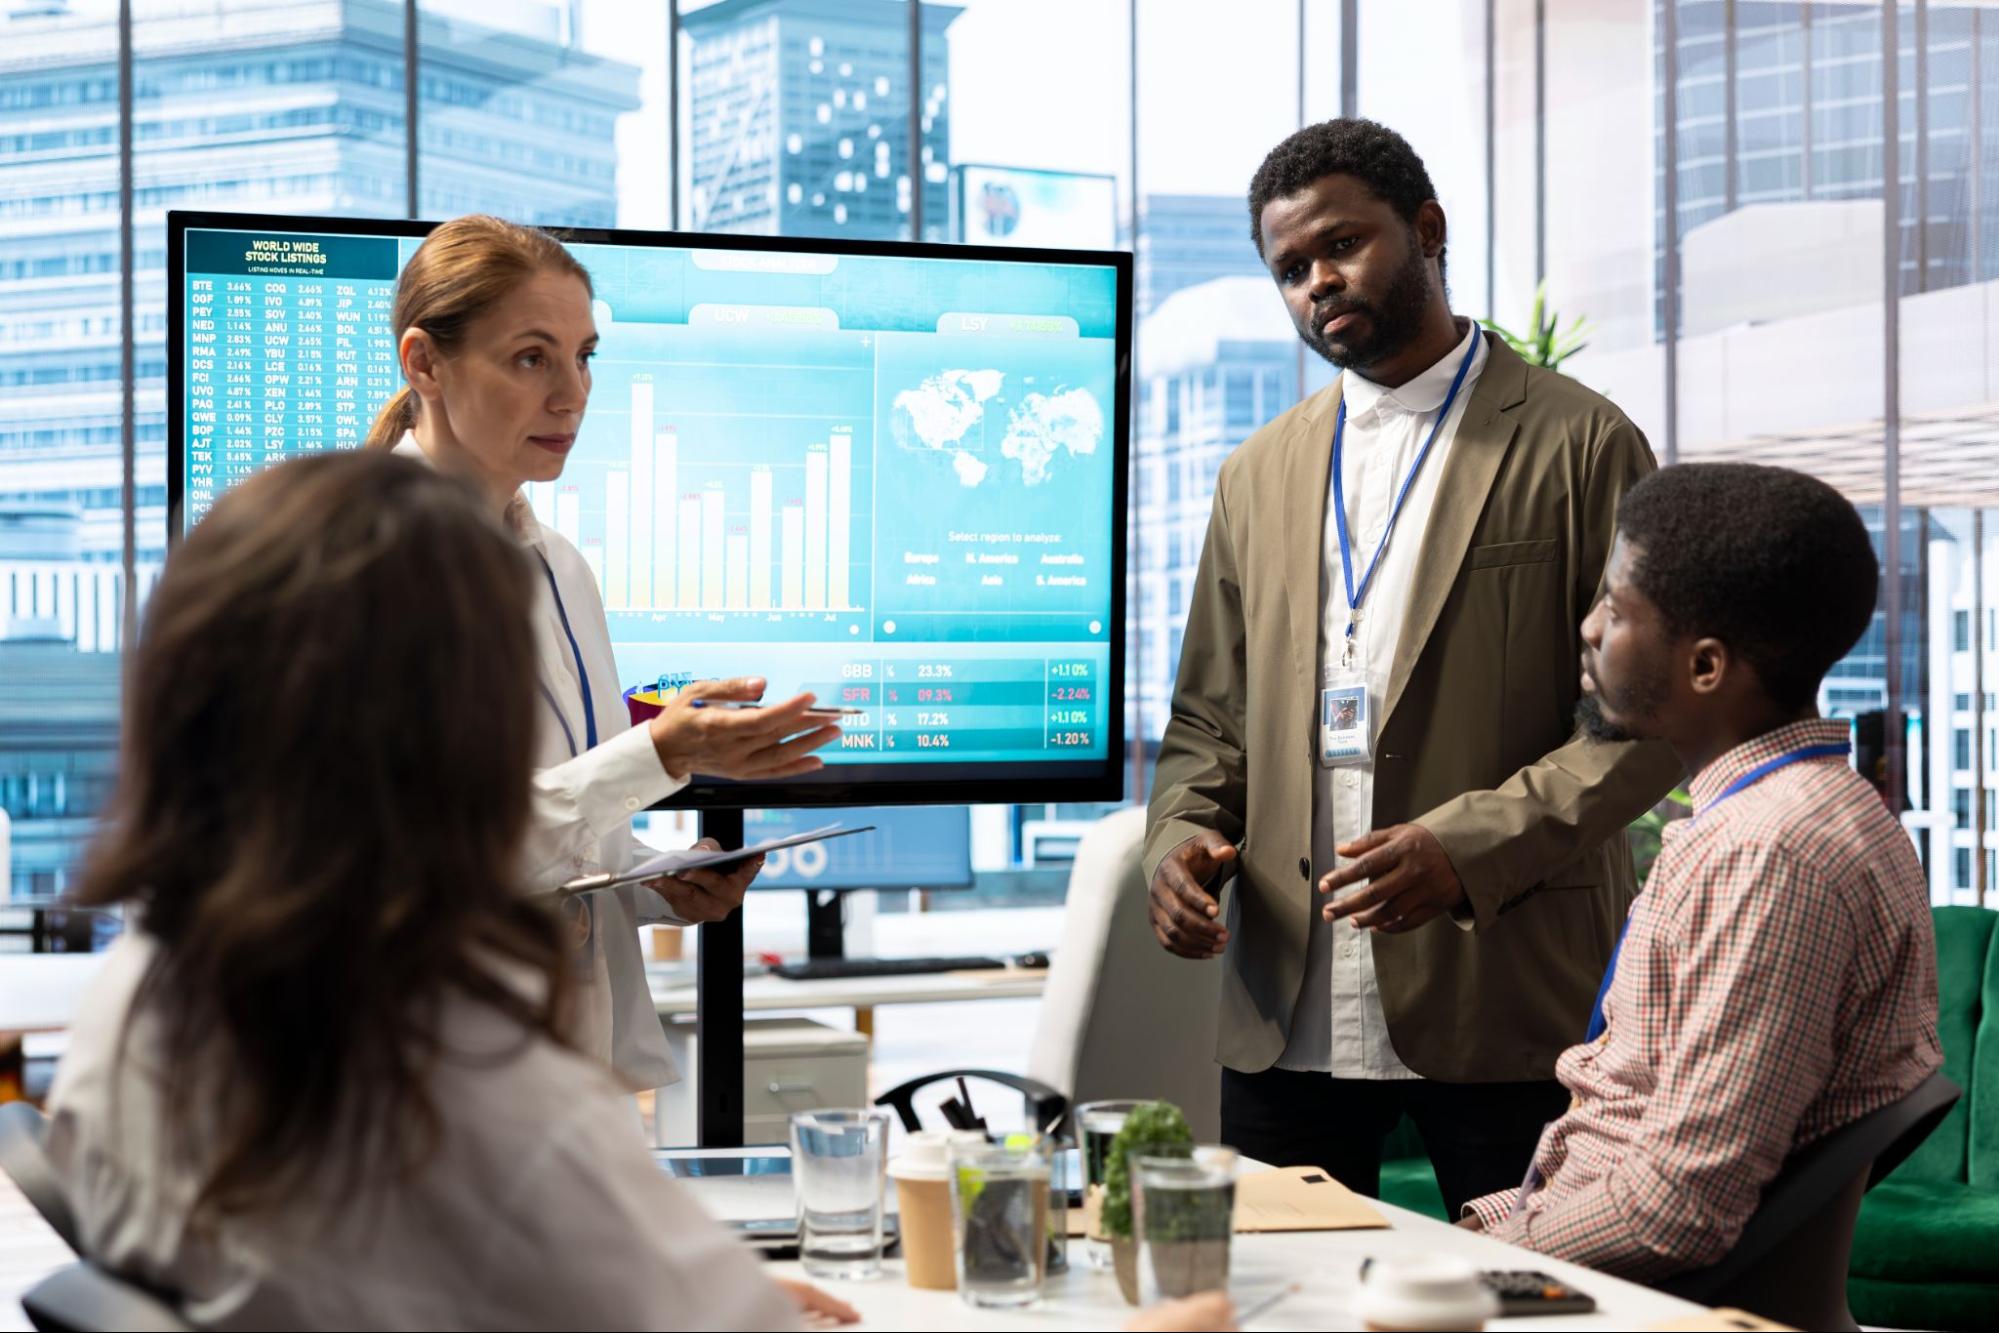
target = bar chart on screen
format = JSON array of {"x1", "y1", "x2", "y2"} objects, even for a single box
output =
[{"x1": 523, "y1": 323, "x2": 878, "y2": 645}]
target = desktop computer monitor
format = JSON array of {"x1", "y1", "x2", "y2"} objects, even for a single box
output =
[
  {"x1": 168, "y1": 212, "x2": 1131, "y2": 810},
  {"x1": 743, "y1": 806, "x2": 973, "y2": 895},
  {"x1": 744, "y1": 806, "x2": 973, "y2": 960}
]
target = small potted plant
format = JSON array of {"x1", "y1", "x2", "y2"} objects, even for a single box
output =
[{"x1": 1096, "y1": 1100, "x2": 1194, "y2": 1304}]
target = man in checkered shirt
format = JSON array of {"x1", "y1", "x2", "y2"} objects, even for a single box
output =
[{"x1": 1458, "y1": 463, "x2": 1942, "y2": 1279}]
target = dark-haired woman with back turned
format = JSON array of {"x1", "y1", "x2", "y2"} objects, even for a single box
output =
[{"x1": 42, "y1": 452, "x2": 844, "y2": 1329}]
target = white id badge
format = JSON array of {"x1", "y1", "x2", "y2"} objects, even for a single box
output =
[{"x1": 1319, "y1": 666, "x2": 1373, "y2": 767}]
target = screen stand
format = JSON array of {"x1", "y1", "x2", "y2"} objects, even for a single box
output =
[
  {"x1": 696, "y1": 808, "x2": 745, "y2": 1149},
  {"x1": 805, "y1": 889, "x2": 846, "y2": 960}
]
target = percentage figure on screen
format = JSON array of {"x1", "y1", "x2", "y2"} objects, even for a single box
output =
[
  {"x1": 1051, "y1": 731, "x2": 1093, "y2": 747},
  {"x1": 917, "y1": 687, "x2": 953, "y2": 703},
  {"x1": 1053, "y1": 686, "x2": 1093, "y2": 702}
]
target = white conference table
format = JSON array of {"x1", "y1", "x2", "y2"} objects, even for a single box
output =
[
  {"x1": 0, "y1": 954, "x2": 104, "y2": 1034},
  {"x1": 688, "y1": 1170, "x2": 1709, "y2": 1332}
]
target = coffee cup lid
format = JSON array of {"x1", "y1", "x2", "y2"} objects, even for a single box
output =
[
  {"x1": 1356, "y1": 1256, "x2": 1499, "y2": 1328},
  {"x1": 889, "y1": 1129, "x2": 986, "y2": 1180}
]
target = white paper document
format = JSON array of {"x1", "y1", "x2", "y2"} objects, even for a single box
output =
[{"x1": 554, "y1": 823, "x2": 874, "y2": 896}]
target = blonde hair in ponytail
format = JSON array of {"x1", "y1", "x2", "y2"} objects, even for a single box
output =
[
  {"x1": 363, "y1": 214, "x2": 594, "y2": 451},
  {"x1": 361, "y1": 386, "x2": 420, "y2": 451}
]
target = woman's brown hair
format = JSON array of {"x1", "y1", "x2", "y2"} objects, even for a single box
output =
[
  {"x1": 362, "y1": 214, "x2": 594, "y2": 450},
  {"x1": 75, "y1": 450, "x2": 570, "y2": 1219}
]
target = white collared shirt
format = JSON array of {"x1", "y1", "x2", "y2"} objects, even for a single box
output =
[
  {"x1": 1278, "y1": 321, "x2": 1489, "y2": 1078},
  {"x1": 395, "y1": 436, "x2": 688, "y2": 1092}
]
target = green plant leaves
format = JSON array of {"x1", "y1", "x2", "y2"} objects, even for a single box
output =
[
  {"x1": 1480, "y1": 281, "x2": 1593, "y2": 373},
  {"x1": 1098, "y1": 1101, "x2": 1193, "y2": 1240}
]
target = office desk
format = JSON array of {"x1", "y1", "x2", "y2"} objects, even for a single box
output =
[
  {"x1": 650, "y1": 966, "x2": 1047, "y2": 1024},
  {"x1": 0, "y1": 955, "x2": 104, "y2": 1034},
  {"x1": 696, "y1": 1179, "x2": 1707, "y2": 1331}
]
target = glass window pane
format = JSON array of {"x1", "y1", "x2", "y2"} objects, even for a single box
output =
[
  {"x1": 678, "y1": 0, "x2": 916, "y2": 240},
  {"x1": 1657, "y1": 0, "x2": 1892, "y2": 749},
  {"x1": 418, "y1": 0, "x2": 652, "y2": 226},
  {"x1": 915, "y1": 0, "x2": 1130, "y2": 877},
  {"x1": 1534, "y1": 0, "x2": 1671, "y2": 400},
  {"x1": 931, "y1": 0, "x2": 1126, "y2": 251},
  {"x1": 1908, "y1": 0, "x2": 1998, "y2": 906},
  {"x1": 0, "y1": 3, "x2": 122, "y2": 904},
  {"x1": 135, "y1": 0, "x2": 416, "y2": 631},
  {"x1": 1132, "y1": 0, "x2": 1303, "y2": 748},
  {"x1": 1895, "y1": 0, "x2": 1997, "y2": 907},
  {"x1": 1358, "y1": 0, "x2": 1491, "y2": 332}
]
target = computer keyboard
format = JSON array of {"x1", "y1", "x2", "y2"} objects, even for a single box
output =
[{"x1": 770, "y1": 955, "x2": 1012, "y2": 981}]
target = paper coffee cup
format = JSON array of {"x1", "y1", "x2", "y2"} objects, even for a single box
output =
[
  {"x1": 1355, "y1": 1255, "x2": 1499, "y2": 1332},
  {"x1": 890, "y1": 1131, "x2": 985, "y2": 1291}
]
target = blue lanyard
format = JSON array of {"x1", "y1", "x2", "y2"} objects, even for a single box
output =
[
  {"x1": 1331, "y1": 331, "x2": 1481, "y2": 660},
  {"x1": 536, "y1": 553, "x2": 598, "y2": 761},
  {"x1": 1583, "y1": 739, "x2": 1852, "y2": 1042}
]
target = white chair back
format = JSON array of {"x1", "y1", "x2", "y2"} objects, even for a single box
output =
[{"x1": 1026, "y1": 806, "x2": 1222, "y2": 1139}]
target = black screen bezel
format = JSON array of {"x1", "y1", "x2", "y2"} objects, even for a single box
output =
[{"x1": 166, "y1": 209, "x2": 1132, "y2": 811}]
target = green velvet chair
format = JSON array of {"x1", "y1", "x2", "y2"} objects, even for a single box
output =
[
  {"x1": 1378, "y1": 1115, "x2": 1449, "y2": 1221},
  {"x1": 1847, "y1": 905, "x2": 1999, "y2": 1330}
]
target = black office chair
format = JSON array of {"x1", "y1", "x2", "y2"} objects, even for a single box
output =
[
  {"x1": 22, "y1": 1262, "x2": 193, "y2": 1333},
  {"x1": 875, "y1": 1069, "x2": 1067, "y2": 1138},
  {"x1": 0, "y1": 1101, "x2": 79, "y2": 1254},
  {"x1": 1656, "y1": 1070, "x2": 1961, "y2": 1332}
]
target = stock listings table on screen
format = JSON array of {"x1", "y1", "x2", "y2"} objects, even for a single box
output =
[
  {"x1": 178, "y1": 221, "x2": 1120, "y2": 773},
  {"x1": 182, "y1": 231, "x2": 400, "y2": 524},
  {"x1": 788, "y1": 655, "x2": 1098, "y2": 757}
]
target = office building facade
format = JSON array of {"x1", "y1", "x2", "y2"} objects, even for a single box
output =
[
  {"x1": 681, "y1": 0, "x2": 958, "y2": 240},
  {"x1": 1660, "y1": 0, "x2": 1999, "y2": 329},
  {"x1": 1129, "y1": 275, "x2": 1298, "y2": 747},
  {"x1": 0, "y1": 0, "x2": 637, "y2": 896},
  {"x1": 1136, "y1": 193, "x2": 1269, "y2": 318}
]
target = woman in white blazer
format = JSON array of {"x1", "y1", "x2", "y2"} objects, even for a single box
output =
[{"x1": 360, "y1": 214, "x2": 842, "y2": 1093}]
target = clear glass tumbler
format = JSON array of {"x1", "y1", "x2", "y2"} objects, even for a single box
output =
[
  {"x1": 789, "y1": 1108, "x2": 891, "y2": 1280},
  {"x1": 1133, "y1": 1146, "x2": 1239, "y2": 1303},
  {"x1": 948, "y1": 1137, "x2": 1051, "y2": 1308},
  {"x1": 1074, "y1": 1098, "x2": 1144, "y2": 1269}
]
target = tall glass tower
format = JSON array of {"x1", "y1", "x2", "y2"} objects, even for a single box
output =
[{"x1": 681, "y1": 0, "x2": 959, "y2": 240}]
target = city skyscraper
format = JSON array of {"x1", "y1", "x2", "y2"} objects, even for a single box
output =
[
  {"x1": 0, "y1": 0, "x2": 639, "y2": 897},
  {"x1": 1658, "y1": 0, "x2": 1999, "y2": 333},
  {"x1": 1136, "y1": 193, "x2": 1269, "y2": 317},
  {"x1": 681, "y1": 0, "x2": 959, "y2": 240},
  {"x1": 1129, "y1": 274, "x2": 1296, "y2": 747},
  {"x1": 1925, "y1": 517, "x2": 1998, "y2": 899}
]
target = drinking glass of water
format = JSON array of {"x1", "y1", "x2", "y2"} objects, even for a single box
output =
[
  {"x1": 1133, "y1": 1146, "x2": 1238, "y2": 1303},
  {"x1": 948, "y1": 1137, "x2": 1052, "y2": 1308},
  {"x1": 789, "y1": 1109, "x2": 891, "y2": 1280},
  {"x1": 1075, "y1": 1099, "x2": 1144, "y2": 1269}
]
